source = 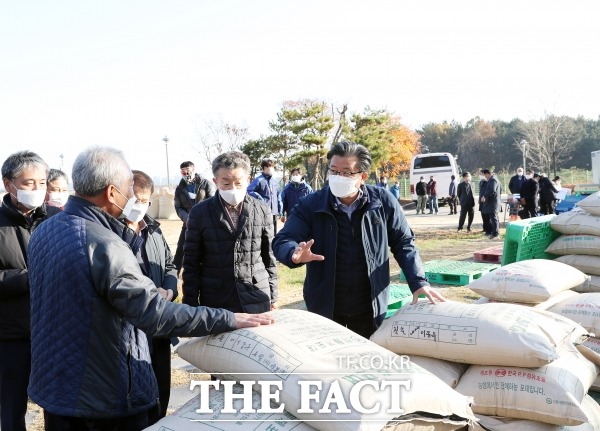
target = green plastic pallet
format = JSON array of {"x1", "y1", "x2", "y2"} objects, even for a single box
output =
[
  {"x1": 385, "y1": 284, "x2": 416, "y2": 319},
  {"x1": 400, "y1": 260, "x2": 500, "y2": 286},
  {"x1": 501, "y1": 215, "x2": 560, "y2": 265}
]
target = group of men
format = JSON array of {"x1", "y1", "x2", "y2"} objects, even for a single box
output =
[
  {"x1": 508, "y1": 167, "x2": 562, "y2": 218},
  {"x1": 0, "y1": 141, "x2": 442, "y2": 431}
]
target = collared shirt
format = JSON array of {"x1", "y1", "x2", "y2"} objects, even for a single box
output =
[
  {"x1": 334, "y1": 188, "x2": 364, "y2": 220},
  {"x1": 220, "y1": 196, "x2": 243, "y2": 230}
]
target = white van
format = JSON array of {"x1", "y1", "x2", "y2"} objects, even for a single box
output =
[{"x1": 410, "y1": 152, "x2": 461, "y2": 206}]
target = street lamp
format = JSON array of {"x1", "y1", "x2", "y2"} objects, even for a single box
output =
[
  {"x1": 520, "y1": 140, "x2": 528, "y2": 172},
  {"x1": 163, "y1": 136, "x2": 170, "y2": 188}
]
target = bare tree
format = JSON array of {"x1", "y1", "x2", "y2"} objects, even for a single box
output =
[
  {"x1": 520, "y1": 113, "x2": 577, "y2": 173},
  {"x1": 195, "y1": 119, "x2": 249, "y2": 167}
]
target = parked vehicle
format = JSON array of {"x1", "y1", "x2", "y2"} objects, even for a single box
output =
[{"x1": 410, "y1": 152, "x2": 461, "y2": 206}]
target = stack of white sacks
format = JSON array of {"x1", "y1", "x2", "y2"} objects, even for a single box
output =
[
  {"x1": 546, "y1": 192, "x2": 600, "y2": 293},
  {"x1": 398, "y1": 254, "x2": 600, "y2": 429},
  {"x1": 163, "y1": 309, "x2": 478, "y2": 431}
]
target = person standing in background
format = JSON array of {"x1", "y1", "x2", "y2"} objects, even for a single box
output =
[
  {"x1": 45, "y1": 168, "x2": 70, "y2": 209},
  {"x1": 456, "y1": 172, "x2": 475, "y2": 232},
  {"x1": 538, "y1": 173, "x2": 559, "y2": 215},
  {"x1": 508, "y1": 167, "x2": 526, "y2": 195},
  {"x1": 448, "y1": 174, "x2": 458, "y2": 215},
  {"x1": 281, "y1": 167, "x2": 313, "y2": 223},
  {"x1": 480, "y1": 169, "x2": 501, "y2": 240},
  {"x1": 125, "y1": 170, "x2": 178, "y2": 425},
  {"x1": 390, "y1": 181, "x2": 400, "y2": 201},
  {"x1": 247, "y1": 159, "x2": 282, "y2": 234},
  {"x1": 173, "y1": 161, "x2": 214, "y2": 274},
  {"x1": 415, "y1": 176, "x2": 427, "y2": 215},
  {"x1": 376, "y1": 176, "x2": 387, "y2": 188},
  {"x1": 0, "y1": 151, "x2": 59, "y2": 431},
  {"x1": 426, "y1": 175, "x2": 438, "y2": 214},
  {"x1": 520, "y1": 172, "x2": 540, "y2": 218},
  {"x1": 478, "y1": 172, "x2": 490, "y2": 235}
]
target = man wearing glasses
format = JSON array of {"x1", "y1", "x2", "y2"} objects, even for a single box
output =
[{"x1": 273, "y1": 141, "x2": 444, "y2": 338}]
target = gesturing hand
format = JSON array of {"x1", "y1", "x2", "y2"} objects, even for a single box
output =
[{"x1": 291, "y1": 239, "x2": 325, "y2": 264}]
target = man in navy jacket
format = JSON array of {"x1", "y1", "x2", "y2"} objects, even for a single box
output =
[{"x1": 273, "y1": 141, "x2": 444, "y2": 338}]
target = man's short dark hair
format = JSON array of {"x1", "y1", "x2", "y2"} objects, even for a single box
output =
[
  {"x1": 533, "y1": 173, "x2": 541, "y2": 178},
  {"x1": 481, "y1": 169, "x2": 491, "y2": 175},
  {"x1": 180, "y1": 161, "x2": 194, "y2": 169},
  {"x1": 462, "y1": 172, "x2": 470, "y2": 178},
  {"x1": 261, "y1": 159, "x2": 275, "y2": 169},
  {"x1": 326, "y1": 141, "x2": 372, "y2": 173},
  {"x1": 132, "y1": 170, "x2": 154, "y2": 195}
]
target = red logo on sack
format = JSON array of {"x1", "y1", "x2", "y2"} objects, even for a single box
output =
[{"x1": 495, "y1": 369, "x2": 507, "y2": 377}]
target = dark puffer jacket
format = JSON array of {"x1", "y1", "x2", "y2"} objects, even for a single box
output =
[
  {"x1": 182, "y1": 193, "x2": 278, "y2": 313},
  {"x1": 27, "y1": 196, "x2": 236, "y2": 418},
  {"x1": 0, "y1": 193, "x2": 59, "y2": 340}
]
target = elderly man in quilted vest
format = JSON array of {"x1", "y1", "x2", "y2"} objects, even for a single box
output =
[{"x1": 27, "y1": 146, "x2": 273, "y2": 431}]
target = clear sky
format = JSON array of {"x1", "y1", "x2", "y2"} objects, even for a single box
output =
[{"x1": 1, "y1": 0, "x2": 599, "y2": 184}]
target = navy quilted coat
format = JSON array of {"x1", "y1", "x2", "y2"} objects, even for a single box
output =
[{"x1": 27, "y1": 196, "x2": 236, "y2": 418}]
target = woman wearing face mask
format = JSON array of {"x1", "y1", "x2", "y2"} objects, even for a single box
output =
[
  {"x1": 0, "y1": 151, "x2": 60, "y2": 431},
  {"x1": 123, "y1": 170, "x2": 178, "y2": 425},
  {"x1": 182, "y1": 151, "x2": 278, "y2": 318},
  {"x1": 281, "y1": 167, "x2": 313, "y2": 223},
  {"x1": 45, "y1": 168, "x2": 70, "y2": 209}
]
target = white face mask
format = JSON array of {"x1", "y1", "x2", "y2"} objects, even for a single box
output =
[
  {"x1": 525, "y1": 174, "x2": 532, "y2": 180},
  {"x1": 479, "y1": 175, "x2": 485, "y2": 181},
  {"x1": 291, "y1": 175, "x2": 302, "y2": 183},
  {"x1": 114, "y1": 187, "x2": 137, "y2": 219},
  {"x1": 126, "y1": 202, "x2": 149, "y2": 223},
  {"x1": 266, "y1": 167, "x2": 275, "y2": 176},
  {"x1": 220, "y1": 188, "x2": 246, "y2": 206},
  {"x1": 11, "y1": 184, "x2": 47, "y2": 210},
  {"x1": 517, "y1": 171, "x2": 524, "y2": 176},
  {"x1": 328, "y1": 174, "x2": 359, "y2": 198},
  {"x1": 47, "y1": 191, "x2": 69, "y2": 208}
]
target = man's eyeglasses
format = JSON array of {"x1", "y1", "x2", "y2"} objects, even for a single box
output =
[
  {"x1": 135, "y1": 200, "x2": 152, "y2": 206},
  {"x1": 328, "y1": 169, "x2": 363, "y2": 178}
]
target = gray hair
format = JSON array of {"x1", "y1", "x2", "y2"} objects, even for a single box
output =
[
  {"x1": 326, "y1": 141, "x2": 372, "y2": 172},
  {"x1": 211, "y1": 151, "x2": 251, "y2": 177},
  {"x1": 47, "y1": 168, "x2": 68, "y2": 185},
  {"x1": 72, "y1": 147, "x2": 132, "y2": 196},
  {"x1": 2, "y1": 150, "x2": 49, "y2": 181}
]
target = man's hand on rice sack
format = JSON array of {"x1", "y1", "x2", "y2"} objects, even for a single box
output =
[
  {"x1": 234, "y1": 312, "x2": 275, "y2": 328},
  {"x1": 411, "y1": 286, "x2": 446, "y2": 305}
]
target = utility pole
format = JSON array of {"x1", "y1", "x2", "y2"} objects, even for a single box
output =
[{"x1": 163, "y1": 136, "x2": 170, "y2": 188}]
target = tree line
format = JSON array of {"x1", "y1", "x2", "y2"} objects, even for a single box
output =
[{"x1": 194, "y1": 100, "x2": 600, "y2": 189}]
